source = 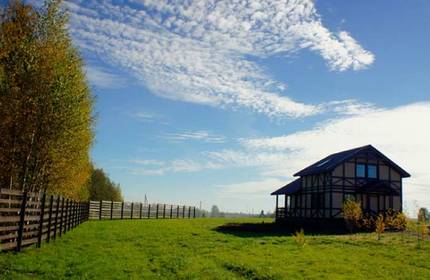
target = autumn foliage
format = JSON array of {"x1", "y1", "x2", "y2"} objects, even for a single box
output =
[{"x1": 0, "y1": 1, "x2": 93, "y2": 200}]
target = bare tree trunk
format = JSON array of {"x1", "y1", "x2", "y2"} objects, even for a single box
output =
[{"x1": 20, "y1": 130, "x2": 36, "y2": 192}]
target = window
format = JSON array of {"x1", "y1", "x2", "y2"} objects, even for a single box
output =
[
  {"x1": 356, "y1": 164, "x2": 366, "y2": 178},
  {"x1": 356, "y1": 163, "x2": 378, "y2": 179},
  {"x1": 367, "y1": 164, "x2": 377, "y2": 179}
]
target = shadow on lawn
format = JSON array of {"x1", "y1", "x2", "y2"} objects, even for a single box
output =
[{"x1": 215, "y1": 221, "x2": 349, "y2": 238}]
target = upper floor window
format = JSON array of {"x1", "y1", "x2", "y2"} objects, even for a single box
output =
[
  {"x1": 356, "y1": 163, "x2": 378, "y2": 179},
  {"x1": 367, "y1": 164, "x2": 377, "y2": 179},
  {"x1": 356, "y1": 164, "x2": 366, "y2": 178}
]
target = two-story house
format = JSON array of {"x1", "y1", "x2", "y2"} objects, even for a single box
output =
[{"x1": 271, "y1": 145, "x2": 410, "y2": 221}]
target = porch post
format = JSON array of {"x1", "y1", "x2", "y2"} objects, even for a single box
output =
[
  {"x1": 285, "y1": 195, "x2": 288, "y2": 217},
  {"x1": 275, "y1": 195, "x2": 279, "y2": 219}
]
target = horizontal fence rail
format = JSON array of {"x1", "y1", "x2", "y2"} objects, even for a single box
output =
[
  {"x1": 0, "y1": 188, "x2": 88, "y2": 252},
  {"x1": 89, "y1": 201, "x2": 197, "y2": 220}
]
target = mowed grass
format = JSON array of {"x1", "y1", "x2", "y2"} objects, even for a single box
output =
[{"x1": 0, "y1": 218, "x2": 429, "y2": 279}]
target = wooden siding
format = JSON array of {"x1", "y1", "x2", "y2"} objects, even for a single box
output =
[{"x1": 277, "y1": 149, "x2": 404, "y2": 220}]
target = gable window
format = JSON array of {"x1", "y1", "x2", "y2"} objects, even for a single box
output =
[
  {"x1": 356, "y1": 163, "x2": 378, "y2": 179},
  {"x1": 367, "y1": 164, "x2": 377, "y2": 179},
  {"x1": 356, "y1": 164, "x2": 366, "y2": 178}
]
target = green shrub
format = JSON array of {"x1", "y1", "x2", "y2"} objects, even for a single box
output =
[
  {"x1": 375, "y1": 214, "x2": 385, "y2": 240},
  {"x1": 292, "y1": 229, "x2": 307, "y2": 247},
  {"x1": 392, "y1": 212, "x2": 407, "y2": 231},
  {"x1": 361, "y1": 214, "x2": 375, "y2": 231},
  {"x1": 342, "y1": 199, "x2": 363, "y2": 232},
  {"x1": 418, "y1": 208, "x2": 429, "y2": 223}
]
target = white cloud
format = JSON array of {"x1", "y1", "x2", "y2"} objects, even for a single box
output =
[
  {"x1": 217, "y1": 178, "x2": 286, "y2": 196},
  {"x1": 129, "y1": 102, "x2": 430, "y2": 214},
  {"x1": 85, "y1": 65, "x2": 126, "y2": 89},
  {"x1": 130, "y1": 168, "x2": 165, "y2": 176},
  {"x1": 240, "y1": 102, "x2": 430, "y2": 213},
  {"x1": 129, "y1": 159, "x2": 164, "y2": 166},
  {"x1": 129, "y1": 158, "x2": 222, "y2": 176},
  {"x1": 162, "y1": 130, "x2": 226, "y2": 143},
  {"x1": 66, "y1": 0, "x2": 374, "y2": 118}
]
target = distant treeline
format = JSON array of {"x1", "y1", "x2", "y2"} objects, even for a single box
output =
[
  {"x1": 204, "y1": 205, "x2": 275, "y2": 218},
  {"x1": 87, "y1": 167, "x2": 123, "y2": 202},
  {"x1": 0, "y1": 1, "x2": 121, "y2": 201}
]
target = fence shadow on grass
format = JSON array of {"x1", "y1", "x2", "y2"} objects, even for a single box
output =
[{"x1": 214, "y1": 221, "x2": 350, "y2": 238}]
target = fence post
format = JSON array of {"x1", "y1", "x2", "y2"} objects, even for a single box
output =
[
  {"x1": 170, "y1": 205, "x2": 173, "y2": 219},
  {"x1": 46, "y1": 195, "x2": 54, "y2": 243},
  {"x1": 110, "y1": 201, "x2": 113, "y2": 220},
  {"x1": 87, "y1": 202, "x2": 90, "y2": 221},
  {"x1": 59, "y1": 197, "x2": 64, "y2": 237},
  {"x1": 163, "y1": 204, "x2": 166, "y2": 219},
  {"x1": 156, "y1": 204, "x2": 159, "y2": 219},
  {"x1": 77, "y1": 202, "x2": 80, "y2": 225},
  {"x1": 131, "y1": 202, "x2": 134, "y2": 219},
  {"x1": 70, "y1": 201, "x2": 74, "y2": 228},
  {"x1": 16, "y1": 191, "x2": 28, "y2": 252},
  {"x1": 71, "y1": 202, "x2": 75, "y2": 228},
  {"x1": 121, "y1": 202, "x2": 124, "y2": 219},
  {"x1": 188, "y1": 206, "x2": 191, "y2": 219},
  {"x1": 66, "y1": 199, "x2": 72, "y2": 231},
  {"x1": 147, "y1": 204, "x2": 151, "y2": 219},
  {"x1": 177, "y1": 205, "x2": 179, "y2": 219},
  {"x1": 64, "y1": 199, "x2": 68, "y2": 232},
  {"x1": 193, "y1": 207, "x2": 196, "y2": 218},
  {"x1": 99, "y1": 200, "x2": 102, "y2": 220},
  {"x1": 139, "y1": 203, "x2": 142, "y2": 219},
  {"x1": 182, "y1": 206, "x2": 185, "y2": 218},
  {"x1": 53, "y1": 196, "x2": 60, "y2": 239},
  {"x1": 73, "y1": 202, "x2": 77, "y2": 228},
  {"x1": 37, "y1": 192, "x2": 46, "y2": 248}
]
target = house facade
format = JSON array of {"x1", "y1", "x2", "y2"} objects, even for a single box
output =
[{"x1": 271, "y1": 145, "x2": 410, "y2": 221}]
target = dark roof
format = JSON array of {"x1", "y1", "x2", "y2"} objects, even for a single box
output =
[
  {"x1": 293, "y1": 145, "x2": 411, "y2": 178},
  {"x1": 271, "y1": 178, "x2": 301, "y2": 195}
]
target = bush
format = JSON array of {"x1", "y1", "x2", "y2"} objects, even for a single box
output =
[
  {"x1": 361, "y1": 214, "x2": 375, "y2": 231},
  {"x1": 384, "y1": 209, "x2": 395, "y2": 228},
  {"x1": 342, "y1": 199, "x2": 363, "y2": 232},
  {"x1": 392, "y1": 212, "x2": 407, "y2": 231},
  {"x1": 375, "y1": 214, "x2": 385, "y2": 240},
  {"x1": 292, "y1": 229, "x2": 307, "y2": 247},
  {"x1": 407, "y1": 221, "x2": 429, "y2": 248},
  {"x1": 418, "y1": 208, "x2": 429, "y2": 223}
]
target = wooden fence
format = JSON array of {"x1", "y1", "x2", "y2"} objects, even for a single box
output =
[
  {"x1": 89, "y1": 201, "x2": 197, "y2": 220},
  {"x1": 0, "y1": 188, "x2": 88, "y2": 252}
]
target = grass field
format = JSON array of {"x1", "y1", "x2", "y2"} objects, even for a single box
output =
[{"x1": 0, "y1": 218, "x2": 429, "y2": 279}]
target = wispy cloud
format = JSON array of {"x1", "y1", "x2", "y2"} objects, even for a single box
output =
[
  {"x1": 85, "y1": 65, "x2": 126, "y2": 89},
  {"x1": 129, "y1": 159, "x2": 164, "y2": 166},
  {"x1": 217, "y1": 178, "x2": 286, "y2": 197},
  {"x1": 129, "y1": 102, "x2": 430, "y2": 213},
  {"x1": 240, "y1": 102, "x2": 430, "y2": 212},
  {"x1": 66, "y1": 0, "x2": 374, "y2": 118},
  {"x1": 162, "y1": 130, "x2": 226, "y2": 143},
  {"x1": 130, "y1": 158, "x2": 222, "y2": 176}
]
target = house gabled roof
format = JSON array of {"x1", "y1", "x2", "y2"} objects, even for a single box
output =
[
  {"x1": 293, "y1": 145, "x2": 411, "y2": 178},
  {"x1": 271, "y1": 178, "x2": 301, "y2": 195}
]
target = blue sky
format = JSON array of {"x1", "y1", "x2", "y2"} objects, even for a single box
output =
[{"x1": 30, "y1": 0, "x2": 430, "y2": 214}]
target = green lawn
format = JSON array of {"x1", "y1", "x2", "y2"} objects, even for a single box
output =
[{"x1": 1, "y1": 218, "x2": 429, "y2": 279}]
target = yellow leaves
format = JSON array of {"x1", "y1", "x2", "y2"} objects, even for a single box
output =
[{"x1": 0, "y1": 0, "x2": 94, "y2": 200}]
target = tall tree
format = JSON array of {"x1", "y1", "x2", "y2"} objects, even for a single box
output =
[
  {"x1": 0, "y1": 0, "x2": 94, "y2": 200},
  {"x1": 87, "y1": 167, "x2": 123, "y2": 202},
  {"x1": 210, "y1": 205, "x2": 220, "y2": 217}
]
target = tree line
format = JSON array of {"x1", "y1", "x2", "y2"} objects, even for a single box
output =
[{"x1": 0, "y1": 0, "x2": 121, "y2": 201}]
